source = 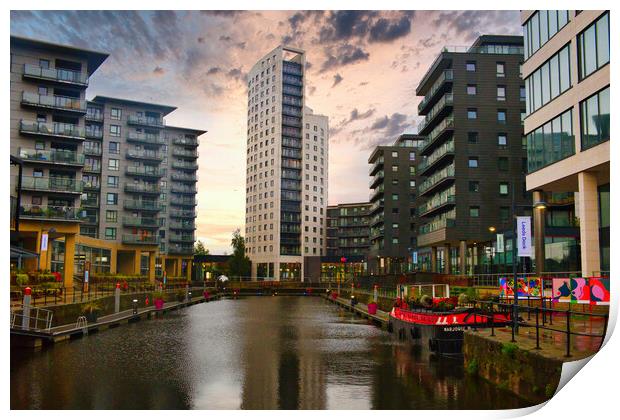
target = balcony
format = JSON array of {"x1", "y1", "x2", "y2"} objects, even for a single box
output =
[
  {"x1": 418, "y1": 138, "x2": 455, "y2": 176},
  {"x1": 83, "y1": 164, "x2": 101, "y2": 174},
  {"x1": 19, "y1": 204, "x2": 85, "y2": 222},
  {"x1": 171, "y1": 148, "x2": 199, "y2": 158},
  {"x1": 170, "y1": 221, "x2": 195, "y2": 230},
  {"x1": 127, "y1": 132, "x2": 165, "y2": 145},
  {"x1": 124, "y1": 183, "x2": 161, "y2": 195},
  {"x1": 85, "y1": 126, "x2": 103, "y2": 139},
  {"x1": 283, "y1": 62, "x2": 303, "y2": 76},
  {"x1": 169, "y1": 209, "x2": 196, "y2": 218},
  {"x1": 168, "y1": 244, "x2": 194, "y2": 255},
  {"x1": 369, "y1": 185, "x2": 384, "y2": 202},
  {"x1": 21, "y1": 91, "x2": 86, "y2": 114},
  {"x1": 419, "y1": 116, "x2": 454, "y2": 155},
  {"x1": 83, "y1": 145, "x2": 102, "y2": 156},
  {"x1": 419, "y1": 217, "x2": 456, "y2": 236},
  {"x1": 170, "y1": 184, "x2": 197, "y2": 194},
  {"x1": 123, "y1": 200, "x2": 164, "y2": 212},
  {"x1": 370, "y1": 212, "x2": 384, "y2": 227},
  {"x1": 171, "y1": 161, "x2": 198, "y2": 171},
  {"x1": 127, "y1": 115, "x2": 164, "y2": 128},
  {"x1": 20, "y1": 120, "x2": 85, "y2": 141},
  {"x1": 122, "y1": 216, "x2": 158, "y2": 228},
  {"x1": 282, "y1": 115, "x2": 302, "y2": 127},
  {"x1": 369, "y1": 227, "x2": 385, "y2": 241},
  {"x1": 21, "y1": 176, "x2": 83, "y2": 194},
  {"x1": 369, "y1": 156, "x2": 384, "y2": 176},
  {"x1": 172, "y1": 137, "x2": 199, "y2": 147},
  {"x1": 122, "y1": 234, "x2": 158, "y2": 245},
  {"x1": 83, "y1": 181, "x2": 100, "y2": 191},
  {"x1": 282, "y1": 105, "x2": 302, "y2": 117},
  {"x1": 18, "y1": 148, "x2": 84, "y2": 167},
  {"x1": 22, "y1": 64, "x2": 88, "y2": 87},
  {"x1": 125, "y1": 166, "x2": 164, "y2": 178},
  {"x1": 282, "y1": 85, "x2": 303, "y2": 97},
  {"x1": 417, "y1": 93, "x2": 453, "y2": 135},
  {"x1": 369, "y1": 171, "x2": 384, "y2": 189},
  {"x1": 418, "y1": 192, "x2": 456, "y2": 218},
  {"x1": 171, "y1": 172, "x2": 197, "y2": 183},
  {"x1": 81, "y1": 197, "x2": 98, "y2": 207},
  {"x1": 418, "y1": 69, "x2": 454, "y2": 114},
  {"x1": 369, "y1": 200, "x2": 384, "y2": 215},
  {"x1": 82, "y1": 213, "x2": 98, "y2": 225},
  {"x1": 85, "y1": 109, "x2": 103, "y2": 122},
  {"x1": 169, "y1": 233, "x2": 195, "y2": 243},
  {"x1": 126, "y1": 149, "x2": 165, "y2": 162},
  {"x1": 419, "y1": 164, "x2": 455, "y2": 196},
  {"x1": 170, "y1": 197, "x2": 197, "y2": 207}
]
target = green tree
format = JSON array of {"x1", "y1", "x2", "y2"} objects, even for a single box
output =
[
  {"x1": 228, "y1": 229, "x2": 251, "y2": 278},
  {"x1": 194, "y1": 240, "x2": 209, "y2": 256}
]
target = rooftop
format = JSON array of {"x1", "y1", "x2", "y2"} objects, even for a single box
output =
[{"x1": 91, "y1": 95, "x2": 177, "y2": 115}]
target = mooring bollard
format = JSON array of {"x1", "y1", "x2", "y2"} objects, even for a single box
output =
[
  {"x1": 114, "y1": 283, "x2": 121, "y2": 313},
  {"x1": 185, "y1": 283, "x2": 190, "y2": 302},
  {"x1": 373, "y1": 285, "x2": 378, "y2": 303},
  {"x1": 22, "y1": 287, "x2": 32, "y2": 330},
  {"x1": 132, "y1": 299, "x2": 138, "y2": 315}
]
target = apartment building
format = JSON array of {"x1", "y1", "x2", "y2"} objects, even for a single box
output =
[
  {"x1": 10, "y1": 36, "x2": 204, "y2": 285},
  {"x1": 326, "y1": 202, "x2": 371, "y2": 258},
  {"x1": 245, "y1": 46, "x2": 329, "y2": 281},
  {"x1": 367, "y1": 134, "x2": 424, "y2": 275},
  {"x1": 521, "y1": 10, "x2": 609, "y2": 276},
  {"x1": 414, "y1": 35, "x2": 529, "y2": 275}
]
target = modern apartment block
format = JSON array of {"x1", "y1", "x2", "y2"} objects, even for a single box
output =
[
  {"x1": 245, "y1": 46, "x2": 329, "y2": 281},
  {"x1": 521, "y1": 10, "x2": 609, "y2": 276},
  {"x1": 414, "y1": 35, "x2": 529, "y2": 275},
  {"x1": 367, "y1": 134, "x2": 424, "y2": 275},
  {"x1": 326, "y1": 202, "x2": 371, "y2": 258},
  {"x1": 10, "y1": 35, "x2": 204, "y2": 285}
]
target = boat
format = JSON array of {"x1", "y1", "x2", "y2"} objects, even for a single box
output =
[{"x1": 388, "y1": 284, "x2": 512, "y2": 355}]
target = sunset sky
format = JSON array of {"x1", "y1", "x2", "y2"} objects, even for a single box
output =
[{"x1": 11, "y1": 10, "x2": 522, "y2": 253}]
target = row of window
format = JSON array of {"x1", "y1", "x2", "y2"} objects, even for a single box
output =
[
  {"x1": 523, "y1": 10, "x2": 570, "y2": 60},
  {"x1": 466, "y1": 108, "x2": 523, "y2": 124},
  {"x1": 525, "y1": 44, "x2": 571, "y2": 115},
  {"x1": 577, "y1": 12, "x2": 609, "y2": 80},
  {"x1": 466, "y1": 84, "x2": 526, "y2": 101}
]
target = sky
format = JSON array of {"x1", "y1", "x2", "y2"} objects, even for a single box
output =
[{"x1": 10, "y1": 10, "x2": 522, "y2": 254}]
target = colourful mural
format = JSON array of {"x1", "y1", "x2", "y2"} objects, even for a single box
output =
[
  {"x1": 552, "y1": 278, "x2": 572, "y2": 303},
  {"x1": 589, "y1": 277, "x2": 610, "y2": 305},
  {"x1": 553, "y1": 277, "x2": 609, "y2": 305},
  {"x1": 499, "y1": 277, "x2": 541, "y2": 298}
]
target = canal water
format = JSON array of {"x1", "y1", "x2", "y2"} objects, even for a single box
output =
[{"x1": 11, "y1": 296, "x2": 529, "y2": 409}]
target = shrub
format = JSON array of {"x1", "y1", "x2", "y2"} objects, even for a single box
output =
[
  {"x1": 501, "y1": 343, "x2": 519, "y2": 358},
  {"x1": 82, "y1": 301, "x2": 102, "y2": 314},
  {"x1": 420, "y1": 295, "x2": 433, "y2": 308},
  {"x1": 458, "y1": 293, "x2": 469, "y2": 306},
  {"x1": 466, "y1": 358, "x2": 479, "y2": 375},
  {"x1": 15, "y1": 273, "x2": 29, "y2": 287}
]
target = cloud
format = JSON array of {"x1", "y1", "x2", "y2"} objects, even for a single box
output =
[
  {"x1": 321, "y1": 44, "x2": 370, "y2": 72},
  {"x1": 227, "y1": 67, "x2": 245, "y2": 81},
  {"x1": 206, "y1": 67, "x2": 222, "y2": 75},
  {"x1": 369, "y1": 16, "x2": 412, "y2": 42},
  {"x1": 332, "y1": 73, "x2": 343, "y2": 87},
  {"x1": 318, "y1": 11, "x2": 377, "y2": 43},
  {"x1": 153, "y1": 66, "x2": 165, "y2": 75},
  {"x1": 370, "y1": 113, "x2": 410, "y2": 138},
  {"x1": 348, "y1": 108, "x2": 375, "y2": 122}
]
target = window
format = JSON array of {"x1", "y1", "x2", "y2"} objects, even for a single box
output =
[
  {"x1": 498, "y1": 157, "x2": 509, "y2": 171},
  {"x1": 469, "y1": 181, "x2": 480, "y2": 192},
  {"x1": 496, "y1": 62, "x2": 505, "y2": 77},
  {"x1": 106, "y1": 210, "x2": 117, "y2": 222},
  {"x1": 466, "y1": 61, "x2": 476, "y2": 72},
  {"x1": 107, "y1": 175, "x2": 119, "y2": 188},
  {"x1": 497, "y1": 110, "x2": 506, "y2": 124},
  {"x1": 500, "y1": 207, "x2": 510, "y2": 223},
  {"x1": 409, "y1": 152, "x2": 415, "y2": 161},
  {"x1": 526, "y1": 108, "x2": 574, "y2": 172},
  {"x1": 468, "y1": 157, "x2": 478, "y2": 168},
  {"x1": 578, "y1": 13, "x2": 609, "y2": 80},
  {"x1": 110, "y1": 108, "x2": 122, "y2": 120},
  {"x1": 39, "y1": 59, "x2": 50, "y2": 69},
  {"x1": 469, "y1": 206, "x2": 480, "y2": 217},
  {"x1": 32, "y1": 196, "x2": 42, "y2": 205},
  {"x1": 410, "y1": 180, "x2": 416, "y2": 188},
  {"x1": 467, "y1": 85, "x2": 477, "y2": 95},
  {"x1": 391, "y1": 194, "x2": 399, "y2": 201},
  {"x1": 110, "y1": 125, "x2": 121, "y2": 137},
  {"x1": 467, "y1": 109, "x2": 477, "y2": 119},
  {"x1": 497, "y1": 86, "x2": 506, "y2": 101},
  {"x1": 580, "y1": 86, "x2": 610, "y2": 150},
  {"x1": 468, "y1": 132, "x2": 478, "y2": 144},
  {"x1": 525, "y1": 44, "x2": 571, "y2": 115},
  {"x1": 105, "y1": 228, "x2": 116, "y2": 240},
  {"x1": 391, "y1": 151, "x2": 398, "y2": 158},
  {"x1": 392, "y1": 238, "x2": 399, "y2": 244},
  {"x1": 391, "y1": 165, "x2": 398, "y2": 172},
  {"x1": 499, "y1": 182, "x2": 509, "y2": 196},
  {"x1": 520, "y1": 86, "x2": 526, "y2": 101},
  {"x1": 35, "y1": 141, "x2": 45, "y2": 150},
  {"x1": 392, "y1": 223, "x2": 399, "y2": 229},
  {"x1": 524, "y1": 10, "x2": 570, "y2": 59},
  {"x1": 38, "y1": 86, "x2": 48, "y2": 95},
  {"x1": 108, "y1": 158, "x2": 119, "y2": 171},
  {"x1": 498, "y1": 133, "x2": 508, "y2": 148},
  {"x1": 106, "y1": 193, "x2": 117, "y2": 205},
  {"x1": 109, "y1": 142, "x2": 120, "y2": 154}
]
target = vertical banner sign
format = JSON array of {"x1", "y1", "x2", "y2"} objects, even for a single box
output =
[
  {"x1": 496, "y1": 233, "x2": 505, "y2": 253},
  {"x1": 84, "y1": 261, "x2": 90, "y2": 293},
  {"x1": 40, "y1": 233, "x2": 48, "y2": 252},
  {"x1": 516, "y1": 216, "x2": 532, "y2": 257},
  {"x1": 412, "y1": 251, "x2": 418, "y2": 265}
]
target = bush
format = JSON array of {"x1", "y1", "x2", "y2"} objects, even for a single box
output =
[
  {"x1": 420, "y1": 295, "x2": 433, "y2": 308},
  {"x1": 175, "y1": 291, "x2": 186, "y2": 302},
  {"x1": 501, "y1": 343, "x2": 519, "y2": 358},
  {"x1": 15, "y1": 273, "x2": 29, "y2": 287},
  {"x1": 466, "y1": 358, "x2": 479, "y2": 375},
  {"x1": 458, "y1": 293, "x2": 469, "y2": 306}
]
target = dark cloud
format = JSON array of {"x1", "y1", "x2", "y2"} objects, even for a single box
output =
[
  {"x1": 318, "y1": 11, "x2": 377, "y2": 43},
  {"x1": 197, "y1": 37, "x2": 206, "y2": 43},
  {"x1": 321, "y1": 44, "x2": 369, "y2": 72},
  {"x1": 227, "y1": 67, "x2": 245, "y2": 82},
  {"x1": 349, "y1": 108, "x2": 375, "y2": 122},
  {"x1": 370, "y1": 113, "x2": 410, "y2": 138},
  {"x1": 369, "y1": 16, "x2": 412, "y2": 43},
  {"x1": 206, "y1": 67, "x2": 222, "y2": 75},
  {"x1": 219, "y1": 35, "x2": 232, "y2": 41},
  {"x1": 201, "y1": 11, "x2": 243, "y2": 18},
  {"x1": 153, "y1": 66, "x2": 165, "y2": 75},
  {"x1": 332, "y1": 73, "x2": 343, "y2": 87}
]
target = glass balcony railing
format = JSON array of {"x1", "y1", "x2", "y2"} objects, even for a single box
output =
[
  {"x1": 419, "y1": 116, "x2": 454, "y2": 154},
  {"x1": 169, "y1": 233, "x2": 195, "y2": 243},
  {"x1": 171, "y1": 161, "x2": 198, "y2": 170},
  {"x1": 369, "y1": 156, "x2": 384, "y2": 175},
  {"x1": 124, "y1": 183, "x2": 161, "y2": 194},
  {"x1": 170, "y1": 197, "x2": 197, "y2": 207},
  {"x1": 170, "y1": 184, "x2": 197, "y2": 194},
  {"x1": 126, "y1": 150, "x2": 165, "y2": 161},
  {"x1": 171, "y1": 137, "x2": 199, "y2": 147},
  {"x1": 83, "y1": 145, "x2": 102, "y2": 156},
  {"x1": 21, "y1": 91, "x2": 86, "y2": 113},
  {"x1": 127, "y1": 132, "x2": 165, "y2": 145},
  {"x1": 19, "y1": 204, "x2": 85, "y2": 221},
  {"x1": 418, "y1": 190, "x2": 456, "y2": 216},
  {"x1": 86, "y1": 109, "x2": 103, "y2": 121},
  {"x1": 85, "y1": 126, "x2": 103, "y2": 139},
  {"x1": 122, "y1": 234, "x2": 158, "y2": 245},
  {"x1": 419, "y1": 163, "x2": 455, "y2": 195},
  {"x1": 122, "y1": 216, "x2": 158, "y2": 227},
  {"x1": 417, "y1": 93, "x2": 453, "y2": 134},
  {"x1": 127, "y1": 115, "x2": 164, "y2": 128},
  {"x1": 418, "y1": 69, "x2": 453, "y2": 113},
  {"x1": 23, "y1": 64, "x2": 88, "y2": 86},
  {"x1": 172, "y1": 148, "x2": 199, "y2": 158},
  {"x1": 20, "y1": 120, "x2": 85, "y2": 139},
  {"x1": 81, "y1": 197, "x2": 98, "y2": 207},
  {"x1": 369, "y1": 170, "x2": 384, "y2": 188},
  {"x1": 170, "y1": 221, "x2": 195, "y2": 230},
  {"x1": 171, "y1": 172, "x2": 197, "y2": 182},
  {"x1": 123, "y1": 200, "x2": 164, "y2": 211},
  {"x1": 418, "y1": 138, "x2": 455, "y2": 174},
  {"x1": 83, "y1": 164, "x2": 101, "y2": 173},
  {"x1": 419, "y1": 214, "x2": 456, "y2": 235},
  {"x1": 21, "y1": 176, "x2": 83, "y2": 193},
  {"x1": 169, "y1": 209, "x2": 197, "y2": 218},
  {"x1": 168, "y1": 244, "x2": 194, "y2": 255},
  {"x1": 125, "y1": 167, "x2": 165, "y2": 177},
  {"x1": 369, "y1": 185, "x2": 384, "y2": 201},
  {"x1": 18, "y1": 148, "x2": 84, "y2": 166}
]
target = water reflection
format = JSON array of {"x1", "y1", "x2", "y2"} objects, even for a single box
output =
[{"x1": 11, "y1": 296, "x2": 528, "y2": 409}]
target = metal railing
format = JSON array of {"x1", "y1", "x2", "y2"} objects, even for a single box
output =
[
  {"x1": 418, "y1": 163, "x2": 455, "y2": 195},
  {"x1": 417, "y1": 92, "x2": 453, "y2": 134},
  {"x1": 418, "y1": 69, "x2": 453, "y2": 113},
  {"x1": 21, "y1": 91, "x2": 86, "y2": 112},
  {"x1": 23, "y1": 64, "x2": 88, "y2": 85},
  {"x1": 19, "y1": 147, "x2": 84, "y2": 165},
  {"x1": 21, "y1": 176, "x2": 83, "y2": 193},
  {"x1": 10, "y1": 304, "x2": 54, "y2": 332},
  {"x1": 20, "y1": 120, "x2": 85, "y2": 138},
  {"x1": 20, "y1": 204, "x2": 85, "y2": 221},
  {"x1": 127, "y1": 115, "x2": 164, "y2": 127}
]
